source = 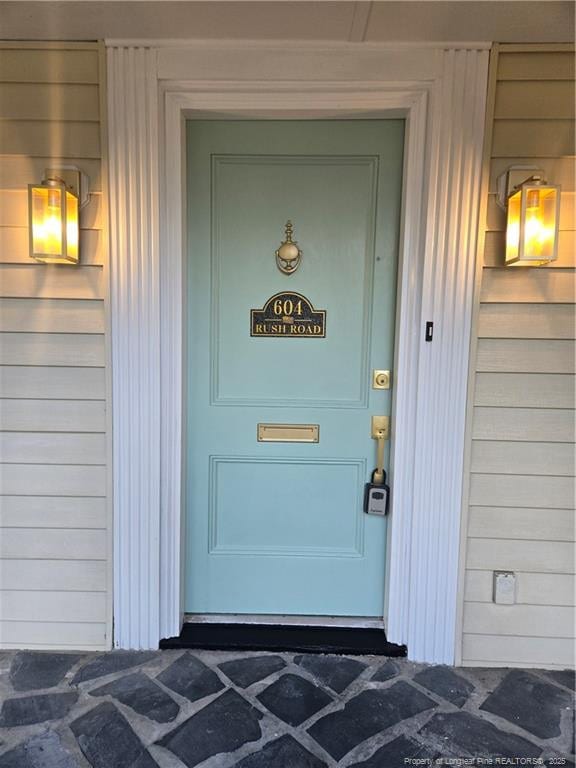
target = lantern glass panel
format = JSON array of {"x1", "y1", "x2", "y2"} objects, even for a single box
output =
[
  {"x1": 522, "y1": 185, "x2": 558, "y2": 263},
  {"x1": 505, "y1": 189, "x2": 521, "y2": 265},
  {"x1": 30, "y1": 184, "x2": 64, "y2": 258},
  {"x1": 28, "y1": 181, "x2": 80, "y2": 264},
  {"x1": 65, "y1": 190, "x2": 79, "y2": 262},
  {"x1": 506, "y1": 182, "x2": 560, "y2": 267}
]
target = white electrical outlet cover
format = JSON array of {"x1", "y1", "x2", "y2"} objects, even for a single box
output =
[{"x1": 494, "y1": 571, "x2": 516, "y2": 605}]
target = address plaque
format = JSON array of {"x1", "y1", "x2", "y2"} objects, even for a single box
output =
[{"x1": 250, "y1": 292, "x2": 326, "y2": 338}]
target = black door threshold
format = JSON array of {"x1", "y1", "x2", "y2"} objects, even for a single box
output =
[{"x1": 160, "y1": 622, "x2": 407, "y2": 657}]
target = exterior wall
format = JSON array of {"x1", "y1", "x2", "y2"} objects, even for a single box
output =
[
  {"x1": 459, "y1": 44, "x2": 575, "y2": 668},
  {"x1": 0, "y1": 43, "x2": 112, "y2": 650},
  {"x1": 1, "y1": 39, "x2": 572, "y2": 660}
]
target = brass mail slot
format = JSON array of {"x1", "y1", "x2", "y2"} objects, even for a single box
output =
[{"x1": 257, "y1": 423, "x2": 319, "y2": 443}]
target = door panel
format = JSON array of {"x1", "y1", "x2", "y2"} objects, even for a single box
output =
[
  {"x1": 186, "y1": 120, "x2": 404, "y2": 617},
  {"x1": 209, "y1": 457, "x2": 364, "y2": 557},
  {"x1": 211, "y1": 154, "x2": 377, "y2": 407}
]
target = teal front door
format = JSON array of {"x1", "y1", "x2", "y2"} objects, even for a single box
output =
[{"x1": 186, "y1": 120, "x2": 404, "y2": 617}]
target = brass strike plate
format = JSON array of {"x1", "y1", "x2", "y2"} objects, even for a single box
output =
[
  {"x1": 372, "y1": 370, "x2": 391, "y2": 389},
  {"x1": 371, "y1": 416, "x2": 390, "y2": 439}
]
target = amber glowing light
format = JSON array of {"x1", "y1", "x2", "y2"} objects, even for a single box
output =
[
  {"x1": 505, "y1": 181, "x2": 560, "y2": 267},
  {"x1": 28, "y1": 178, "x2": 79, "y2": 264}
]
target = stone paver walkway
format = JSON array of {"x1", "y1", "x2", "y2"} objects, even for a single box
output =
[{"x1": 0, "y1": 649, "x2": 573, "y2": 767}]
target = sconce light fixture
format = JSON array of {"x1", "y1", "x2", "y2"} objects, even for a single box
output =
[
  {"x1": 497, "y1": 166, "x2": 561, "y2": 267},
  {"x1": 28, "y1": 166, "x2": 89, "y2": 264}
]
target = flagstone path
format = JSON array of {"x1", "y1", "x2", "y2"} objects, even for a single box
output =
[{"x1": 0, "y1": 649, "x2": 573, "y2": 767}]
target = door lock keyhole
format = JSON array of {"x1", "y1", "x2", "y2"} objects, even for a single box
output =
[{"x1": 372, "y1": 370, "x2": 391, "y2": 390}]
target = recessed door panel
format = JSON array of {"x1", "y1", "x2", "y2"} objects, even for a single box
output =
[
  {"x1": 211, "y1": 155, "x2": 377, "y2": 406},
  {"x1": 208, "y1": 457, "x2": 365, "y2": 558},
  {"x1": 186, "y1": 120, "x2": 404, "y2": 616}
]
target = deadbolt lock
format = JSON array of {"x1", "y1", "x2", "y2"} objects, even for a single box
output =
[{"x1": 372, "y1": 370, "x2": 391, "y2": 390}]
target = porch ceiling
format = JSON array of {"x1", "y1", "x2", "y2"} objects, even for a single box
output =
[{"x1": 0, "y1": 1, "x2": 573, "y2": 44}]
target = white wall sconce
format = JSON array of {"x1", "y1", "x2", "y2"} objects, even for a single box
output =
[
  {"x1": 28, "y1": 166, "x2": 89, "y2": 264},
  {"x1": 497, "y1": 166, "x2": 561, "y2": 267}
]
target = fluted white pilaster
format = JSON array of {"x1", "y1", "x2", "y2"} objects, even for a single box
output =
[
  {"x1": 386, "y1": 48, "x2": 489, "y2": 663},
  {"x1": 107, "y1": 46, "x2": 162, "y2": 649},
  {"x1": 105, "y1": 41, "x2": 489, "y2": 660}
]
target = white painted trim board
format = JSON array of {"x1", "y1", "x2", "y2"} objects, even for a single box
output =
[{"x1": 106, "y1": 41, "x2": 489, "y2": 663}]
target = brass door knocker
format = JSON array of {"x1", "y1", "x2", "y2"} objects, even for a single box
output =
[{"x1": 275, "y1": 220, "x2": 302, "y2": 275}]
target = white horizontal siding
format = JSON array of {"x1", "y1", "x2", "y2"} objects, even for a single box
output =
[
  {"x1": 1, "y1": 464, "x2": 106, "y2": 496},
  {"x1": 0, "y1": 367, "x2": 106, "y2": 400},
  {"x1": 467, "y1": 538, "x2": 574, "y2": 574},
  {"x1": 496, "y1": 51, "x2": 575, "y2": 80},
  {"x1": 0, "y1": 265, "x2": 104, "y2": 300},
  {"x1": 476, "y1": 338, "x2": 575, "y2": 373},
  {"x1": 0, "y1": 334, "x2": 105, "y2": 366},
  {"x1": 0, "y1": 528, "x2": 106, "y2": 560},
  {"x1": 0, "y1": 43, "x2": 110, "y2": 651},
  {"x1": 0, "y1": 121, "x2": 101, "y2": 159},
  {"x1": 0, "y1": 496, "x2": 106, "y2": 528},
  {"x1": 0, "y1": 400, "x2": 106, "y2": 431},
  {"x1": 472, "y1": 407, "x2": 574, "y2": 442},
  {"x1": 474, "y1": 373, "x2": 575, "y2": 409},
  {"x1": 0, "y1": 433, "x2": 106, "y2": 464},
  {"x1": 468, "y1": 506, "x2": 574, "y2": 542},
  {"x1": 0, "y1": 591, "x2": 106, "y2": 623},
  {"x1": 463, "y1": 603, "x2": 575, "y2": 638},
  {"x1": 481, "y1": 268, "x2": 575, "y2": 303},
  {"x1": 0, "y1": 83, "x2": 100, "y2": 121},
  {"x1": 494, "y1": 80, "x2": 575, "y2": 119},
  {"x1": 0, "y1": 559, "x2": 106, "y2": 591},
  {"x1": 465, "y1": 570, "x2": 575, "y2": 606},
  {"x1": 478, "y1": 304, "x2": 575, "y2": 339},
  {"x1": 492, "y1": 119, "x2": 574, "y2": 158},
  {"x1": 0, "y1": 48, "x2": 99, "y2": 84},
  {"x1": 0, "y1": 299, "x2": 105, "y2": 332},
  {"x1": 460, "y1": 46, "x2": 576, "y2": 669},
  {"x1": 469, "y1": 474, "x2": 574, "y2": 509},
  {"x1": 471, "y1": 441, "x2": 574, "y2": 476},
  {"x1": 0, "y1": 621, "x2": 107, "y2": 650},
  {"x1": 462, "y1": 634, "x2": 575, "y2": 669}
]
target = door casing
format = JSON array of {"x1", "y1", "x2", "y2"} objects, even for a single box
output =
[
  {"x1": 106, "y1": 42, "x2": 490, "y2": 663},
  {"x1": 177, "y1": 102, "x2": 418, "y2": 632}
]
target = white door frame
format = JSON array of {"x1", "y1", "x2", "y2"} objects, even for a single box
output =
[{"x1": 106, "y1": 42, "x2": 489, "y2": 663}]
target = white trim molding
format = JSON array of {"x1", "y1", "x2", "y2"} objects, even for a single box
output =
[
  {"x1": 391, "y1": 49, "x2": 490, "y2": 663},
  {"x1": 106, "y1": 41, "x2": 489, "y2": 662},
  {"x1": 107, "y1": 46, "x2": 162, "y2": 649}
]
